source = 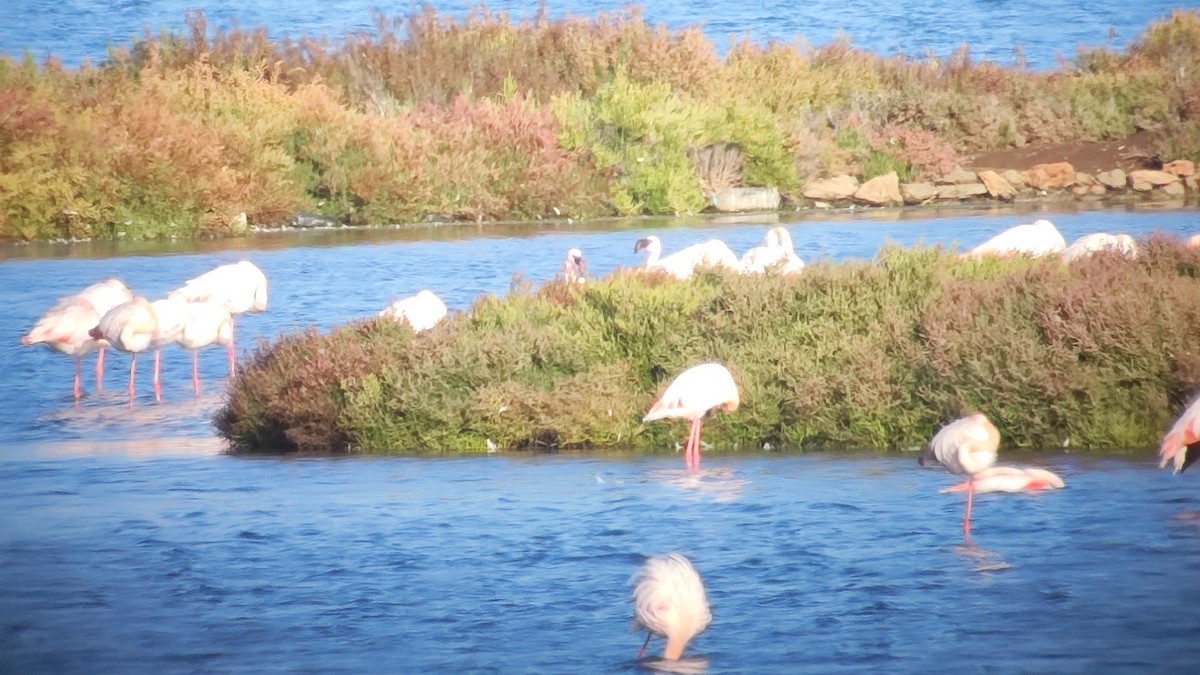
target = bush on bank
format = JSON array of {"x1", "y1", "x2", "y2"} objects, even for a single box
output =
[
  {"x1": 215, "y1": 236, "x2": 1200, "y2": 454},
  {"x1": 3, "y1": 8, "x2": 1200, "y2": 241}
]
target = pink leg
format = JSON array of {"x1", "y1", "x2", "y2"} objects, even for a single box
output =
[
  {"x1": 682, "y1": 418, "x2": 696, "y2": 468},
  {"x1": 73, "y1": 357, "x2": 83, "y2": 401},
  {"x1": 153, "y1": 349, "x2": 162, "y2": 402},
  {"x1": 128, "y1": 354, "x2": 137, "y2": 408},
  {"x1": 637, "y1": 631, "x2": 652, "y2": 659},
  {"x1": 227, "y1": 318, "x2": 237, "y2": 378},
  {"x1": 963, "y1": 477, "x2": 975, "y2": 542},
  {"x1": 192, "y1": 350, "x2": 200, "y2": 396},
  {"x1": 95, "y1": 347, "x2": 105, "y2": 391},
  {"x1": 693, "y1": 418, "x2": 704, "y2": 470}
]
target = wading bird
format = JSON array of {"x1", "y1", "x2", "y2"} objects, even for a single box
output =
[
  {"x1": 740, "y1": 226, "x2": 805, "y2": 274},
  {"x1": 964, "y1": 219, "x2": 1066, "y2": 259},
  {"x1": 940, "y1": 466, "x2": 1064, "y2": 494},
  {"x1": 919, "y1": 413, "x2": 1000, "y2": 541},
  {"x1": 89, "y1": 297, "x2": 158, "y2": 406},
  {"x1": 176, "y1": 300, "x2": 234, "y2": 396},
  {"x1": 634, "y1": 236, "x2": 740, "y2": 280},
  {"x1": 149, "y1": 297, "x2": 191, "y2": 401},
  {"x1": 71, "y1": 279, "x2": 134, "y2": 390},
  {"x1": 20, "y1": 296, "x2": 103, "y2": 401},
  {"x1": 168, "y1": 261, "x2": 267, "y2": 377},
  {"x1": 643, "y1": 363, "x2": 740, "y2": 470},
  {"x1": 1061, "y1": 233, "x2": 1138, "y2": 263},
  {"x1": 1161, "y1": 395, "x2": 1200, "y2": 475},
  {"x1": 379, "y1": 290, "x2": 448, "y2": 333},
  {"x1": 631, "y1": 553, "x2": 711, "y2": 661},
  {"x1": 560, "y1": 248, "x2": 587, "y2": 284}
]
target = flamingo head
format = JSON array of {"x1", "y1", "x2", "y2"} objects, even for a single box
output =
[
  {"x1": 719, "y1": 389, "x2": 740, "y2": 414},
  {"x1": 565, "y1": 248, "x2": 586, "y2": 282}
]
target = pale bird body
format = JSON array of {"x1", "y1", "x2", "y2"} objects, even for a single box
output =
[
  {"x1": 940, "y1": 466, "x2": 1065, "y2": 494},
  {"x1": 1061, "y1": 233, "x2": 1138, "y2": 263},
  {"x1": 149, "y1": 297, "x2": 192, "y2": 400},
  {"x1": 89, "y1": 297, "x2": 158, "y2": 405},
  {"x1": 70, "y1": 278, "x2": 134, "y2": 392},
  {"x1": 1161, "y1": 395, "x2": 1200, "y2": 475},
  {"x1": 20, "y1": 296, "x2": 103, "y2": 400},
  {"x1": 965, "y1": 219, "x2": 1067, "y2": 259},
  {"x1": 177, "y1": 300, "x2": 234, "y2": 395},
  {"x1": 920, "y1": 413, "x2": 1000, "y2": 541},
  {"x1": 741, "y1": 226, "x2": 805, "y2": 274},
  {"x1": 168, "y1": 261, "x2": 267, "y2": 377},
  {"x1": 560, "y1": 248, "x2": 587, "y2": 284},
  {"x1": 634, "y1": 236, "x2": 740, "y2": 280},
  {"x1": 631, "y1": 553, "x2": 711, "y2": 661},
  {"x1": 644, "y1": 363, "x2": 740, "y2": 470},
  {"x1": 379, "y1": 290, "x2": 448, "y2": 333}
]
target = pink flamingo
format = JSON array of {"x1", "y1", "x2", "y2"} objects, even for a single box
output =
[
  {"x1": 149, "y1": 297, "x2": 190, "y2": 401},
  {"x1": 69, "y1": 279, "x2": 134, "y2": 390},
  {"x1": 560, "y1": 248, "x2": 587, "y2": 284},
  {"x1": 643, "y1": 363, "x2": 740, "y2": 471},
  {"x1": 89, "y1": 298, "x2": 158, "y2": 406},
  {"x1": 1161, "y1": 395, "x2": 1200, "y2": 475},
  {"x1": 176, "y1": 300, "x2": 233, "y2": 396},
  {"x1": 919, "y1": 413, "x2": 1000, "y2": 541},
  {"x1": 20, "y1": 296, "x2": 103, "y2": 400},
  {"x1": 940, "y1": 466, "x2": 1064, "y2": 494},
  {"x1": 631, "y1": 553, "x2": 711, "y2": 661},
  {"x1": 168, "y1": 261, "x2": 267, "y2": 377}
]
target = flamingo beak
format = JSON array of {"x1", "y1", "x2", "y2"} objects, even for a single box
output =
[{"x1": 634, "y1": 238, "x2": 651, "y2": 253}]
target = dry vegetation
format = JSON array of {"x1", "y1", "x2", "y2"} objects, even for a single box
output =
[
  {"x1": 3, "y1": 8, "x2": 1200, "y2": 241},
  {"x1": 216, "y1": 235, "x2": 1200, "y2": 454}
]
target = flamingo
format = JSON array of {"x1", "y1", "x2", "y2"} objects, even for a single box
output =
[
  {"x1": 963, "y1": 219, "x2": 1067, "y2": 259},
  {"x1": 1188, "y1": 234, "x2": 1200, "y2": 248},
  {"x1": 89, "y1": 297, "x2": 158, "y2": 406},
  {"x1": 168, "y1": 261, "x2": 267, "y2": 377},
  {"x1": 20, "y1": 296, "x2": 102, "y2": 400},
  {"x1": 1061, "y1": 233, "x2": 1138, "y2": 263},
  {"x1": 643, "y1": 363, "x2": 740, "y2": 470},
  {"x1": 379, "y1": 290, "x2": 448, "y2": 333},
  {"x1": 560, "y1": 248, "x2": 587, "y2": 284},
  {"x1": 149, "y1": 297, "x2": 190, "y2": 401},
  {"x1": 740, "y1": 226, "x2": 805, "y2": 274},
  {"x1": 176, "y1": 300, "x2": 234, "y2": 396},
  {"x1": 74, "y1": 279, "x2": 134, "y2": 390},
  {"x1": 1160, "y1": 395, "x2": 1200, "y2": 475},
  {"x1": 634, "y1": 236, "x2": 740, "y2": 280},
  {"x1": 919, "y1": 412, "x2": 1000, "y2": 541},
  {"x1": 940, "y1": 466, "x2": 1064, "y2": 494},
  {"x1": 631, "y1": 553, "x2": 711, "y2": 661}
]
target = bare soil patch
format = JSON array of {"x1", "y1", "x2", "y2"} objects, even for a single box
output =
[{"x1": 964, "y1": 130, "x2": 1161, "y2": 174}]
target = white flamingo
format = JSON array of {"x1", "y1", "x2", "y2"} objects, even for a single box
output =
[
  {"x1": 89, "y1": 297, "x2": 158, "y2": 406},
  {"x1": 560, "y1": 248, "x2": 587, "y2": 284},
  {"x1": 177, "y1": 300, "x2": 234, "y2": 396},
  {"x1": 149, "y1": 297, "x2": 191, "y2": 401},
  {"x1": 634, "y1": 236, "x2": 740, "y2": 280},
  {"x1": 1161, "y1": 394, "x2": 1200, "y2": 475},
  {"x1": 1061, "y1": 233, "x2": 1138, "y2": 263},
  {"x1": 631, "y1": 553, "x2": 711, "y2": 661},
  {"x1": 964, "y1": 219, "x2": 1067, "y2": 259},
  {"x1": 919, "y1": 412, "x2": 1000, "y2": 541},
  {"x1": 168, "y1": 261, "x2": 267, "y2": 377},
  {"x1": 643, "y1": 363, "x2": 740, "y2": 471},
  {"x1": 20, "y1": 296, "x2": 103, "y2": 400},
  {"x1": 74, "y1": 279, "x2": 134, "y2": 390},
  {"x1": 379, "y1": 290, "x2": 448, "y2": 333},
  {"x1": 939, "y1": 466, "x2": 1064, "y2": 494},
  {"x1": 740, "y1": 226, "x2": 805, "y2": 274}
]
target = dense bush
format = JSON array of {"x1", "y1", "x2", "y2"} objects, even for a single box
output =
[
  {"x1": 3, "y1": 8, "x2": 1200, "y2": 241},
  {"x1": 216, "y1": 235, "x2": 1200, "y2": 455}
]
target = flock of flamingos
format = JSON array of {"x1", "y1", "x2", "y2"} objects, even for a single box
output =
[{"x1": 18, "y1": 218, "x2": 1200, "y2": 663}]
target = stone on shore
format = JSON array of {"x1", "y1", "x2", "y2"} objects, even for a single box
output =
[
  {"x1": 1024, "y1": 162, "x2": 1076, "y2": 190},
  {"x1": 935, "y1": 183, "x2": 988, "y2": 200},
  {"x1": 938, "y1": 167, "x2": 979, "y2": 185},
  {"x1": 1128, "y1": 169, "x2": 1181, "y2": 192},
  {"x1": 978, "y1": 170, "x2": 1016, "y2": 200},
  {"x1": 900, "y1": 182, "x2": 937, "y2": 204},
  {"x1": 1002, "y1": 170, "x2": 1028, "y2": 190},
  {"x1": 802, "y1": 175, "x2": 859, "y2": 201},
  {"x1": 853, "y1": 172, "x2": 903, "y2": 205},
  {"x1": 1164, "y1": 160, "x2": 1196, "y2": 177},
  {"x1": 1096, "y1": 169, "x2": 1127, "y2": 190},
  {"x1": 711, "y1": 187, "x2": 781, "y2": 212},
  {"x1": 1161, "y1": 182, "x2": 1187, "y2": 197}
]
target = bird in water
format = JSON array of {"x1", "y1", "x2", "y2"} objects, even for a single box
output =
[
  {"x1": 963, "y1": 219, "x2": 1067, "y2": 259},
  {"x1": 631, "y1": 553, "x2": 711, "y2": 662},
  {"x1": 1061, "y1": 232, "x2": 1138, "y2": 263},
  {"x1": 643, "y1": 363, "x2": 740, "y2": 471},
  {"x1": 176, "y1": 300, "x2": 234, "y2": 396},
  {"x1": 89, "y1": 297, "x2": 158, "y2": 407},
  {"x1": 740, "y1": 226, "x2": 805, "y2": 275},
  {"x1": 1161, "y1": 395, "x2": 1200, "y2": 475},
  {"x1": 20, "y1": 295, "x2": 103, "y2": 401},
  {"x1": 168, "y1": 261, "x2": 267, "y2": 378},
  {"x1": 379, "y1": 290, "x2": 448, "y2": 333},
  {"x1": 940, "y1": 466, "x2": 1064, "y2": 494},
  {"x1": 560, "y1": 248, "x2": 587, "y2": 284},
  {"x1": 634, "y1": 235, "x2": 740, "y2": 280},
  {"x1": 919, "y1": 413, "x2": 1000, "y2": 541}
]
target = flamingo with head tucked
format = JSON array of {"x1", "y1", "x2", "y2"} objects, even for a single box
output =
[
  {"x1": 380, "y1": 290, "x2": 448, "y2": 333},
  {"x1": 73, "y1": 279, "x2": 134, "y2": 390},
  {"x1": 168, "y1": 261, "x2": 267, "y2": 377},
  {"x1": 1161, "y1": 395, "x2": 1200, "y2": 475},
  {"x1": 631, "y1": 553, "x2": 711, "y2": 661},
  {"x1": 177, "y1": 300, "x2": 234, "y2": 396},
  {"x1": 643, "y1": 363, "x2": 740, "y2": 471},
  {"x1": 919, "y1": 413, "x2": 1000, "y2": 541},
  {"x1": 634, "y1": 236, "x2": 740, "y2": 280},
  {"x1": 560, "y1": 248, "x2": 587, "y2": 284},
  {"x1": 20, "y1": 296, "x2": 103, "y2": 401},
  {"x1": 1061, "y1": 233, "x2": 1138, "y2": 263},
  {"x1": 741, "y1": 226, "x2": 805, "y2": 274},
  {"x1": 89, "y1": 298, "x2": 158, "y2": 406},
  {"x1": 963, "y1": 219, "x2": 1067, "y2": 259}
]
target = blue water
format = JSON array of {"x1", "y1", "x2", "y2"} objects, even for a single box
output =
[
  {"x1": 5, "y1": 207, "x2": 1200, "y2": 672},
  {"x1": 0, "y1": 0, "x2": 1192, "y2": 70}
]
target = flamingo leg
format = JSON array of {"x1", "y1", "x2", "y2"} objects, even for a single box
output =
[
  {"x1": 73, "y1": 356, "x2": 83, "y2": 401},
  {"x1": 637, "y1": 632, "x2": 652, "y2": 659},
  {"x1": 227, "y1": 317, "x2": 237, "y2": 378},
  {"x1": 688, "y1": 418, "x2": 704, "y2": 471},
  {"x1": 682, "y1": 418, "x2": 696, "y2": 468},
  {"x1": 153, "y1": 349, "x2": 162, "y2": 402},
  {"x1": 128, "y1": 353, "x2": 137, "y2": 408},
  {"x1": 963, "y1": 477, "x2": 975, "y2": 542},
  {"x1": 95, "y1": 347, "x2": 105, "y2": 391},
  {"x1": 192, "y1": 350, "x2": 200, "y2": 396}
]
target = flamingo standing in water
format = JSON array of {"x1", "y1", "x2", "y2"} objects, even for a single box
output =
[
  {"x1": 89, "y1": 297, "x2": 158, "y2": 406},
  {"x1": 1160, "y1": 395, "x2": 1200, "y2": 475},
  {"x1": 72, "y1": 279, "x2": 134, "y2": 390},
  {"x1": 379, "y1": 290, "x2": 448, "y2": 333},
  {"x1": 168, "y1": 261, "x2": 267, "y2": 377},
  {"x1": 963, "y1": 219, "x2": 1067, "y2": 259},
  {"x1": 634, "y1": 236, "x2": 740, "y2": 280},
  {"x1": 149, "y1": 297, "x2": 191, "y2": 401},
  {"x1": 919, "y1": 413, "x2": 1000, "y2": 541},
  {"x1": 560, "y1": 248, "x2": 587, "y2": 284},
  {"x1": 740, "y1": 226, "x2": 805, "y2": 274},
  {"x1": 177, "y1": 300, "x2": 234, "y2": 396},
  {"x1": 1061, "y1": 233, "x2": 1138, "y2": 263},
  {"x1": 940, "y1": 466, "x2": 1064, "y2": 494},
  {"x1": 643, "y1": 363, "x2": 740, "y2": 470},
  {"x1": 631, "y1": 553, "x2": 711, "y2": 661},
  {"x1": 20, "y1": 296, "x2": 103, "y2": 400}
]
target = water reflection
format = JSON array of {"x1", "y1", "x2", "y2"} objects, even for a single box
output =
[
  {"x1": 652, "y1": 466, "x2": 750, "y2": 504},
  {"x1": 954, "y1": 543, "x2": 1014, "y2": 573},
  {"x1": 635, "y1": 655, "x2": 710, "y2": 673}
]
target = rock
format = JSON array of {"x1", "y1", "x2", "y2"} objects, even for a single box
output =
[
  {"x1": 1075, "y1": 172, "x2": 1097, "y2": 186},
  {"x1": 1161, "y1": 182, "x2": 1187, "y2": 197},
  {"x1": 1096, "y1": 169, "x2": 1127, "y2": 190},
  {"x1": 1090, "y1": 184, "x2": 1106, "y2": 196},
  {"x1": 1025, "y1": 162, "x2": 1076, "y2": 190},
  {"x1": 935, "y1": 183, "x2": 988, "y2": 200},
  {"x1": 293, "y1": 213, "x2": 341, "y2": 229},
  {"x1": 938, "y1": 167, "x2": 979, "y2": 185},
  {"x1": 853, "y1": 172, "x2": 903, "y2": 205},
  {"x1": 711, "y1": 187, "x2": 781, "y2": 212},
  {"x1": 1072, "y1": 186, "x2": 1090, "y2": 197},
  {"x1": 1164, "y1": 160, "x2": 1196, "y2": 177},
  {"x1": 900, "y1": 182, "x2": 937, "y2": 204},
  {"x1": 1002, "y1": 170, "x2": 1028, "y2": 190},
  {"x1": 1187, "y1": 175, "x2": 1199, "y2": 192},
  {"x1": 802, "y1": 174, "x2": 860, "y2": 201},
  {"x1": 978, "y1": 170, "x2": 1017, "y2": 201},
  {"x1": 1128, "y1": 170, "x2": 1181, "y2": 192},
  {"x1": 229, "y1": 212, "x2": 249, "y2": 235}
]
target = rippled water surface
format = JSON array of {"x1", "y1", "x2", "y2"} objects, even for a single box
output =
[
  {"x1": 0, "y1": 0, "x2": 1192, "y2": 70},
  {"x1": 4, "y1": 208, "x2": 1200, "y2": 672}
]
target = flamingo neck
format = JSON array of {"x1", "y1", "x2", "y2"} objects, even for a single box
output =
[{"x1": 663, "y1": 634, "x2": 687, "y2": 661}]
